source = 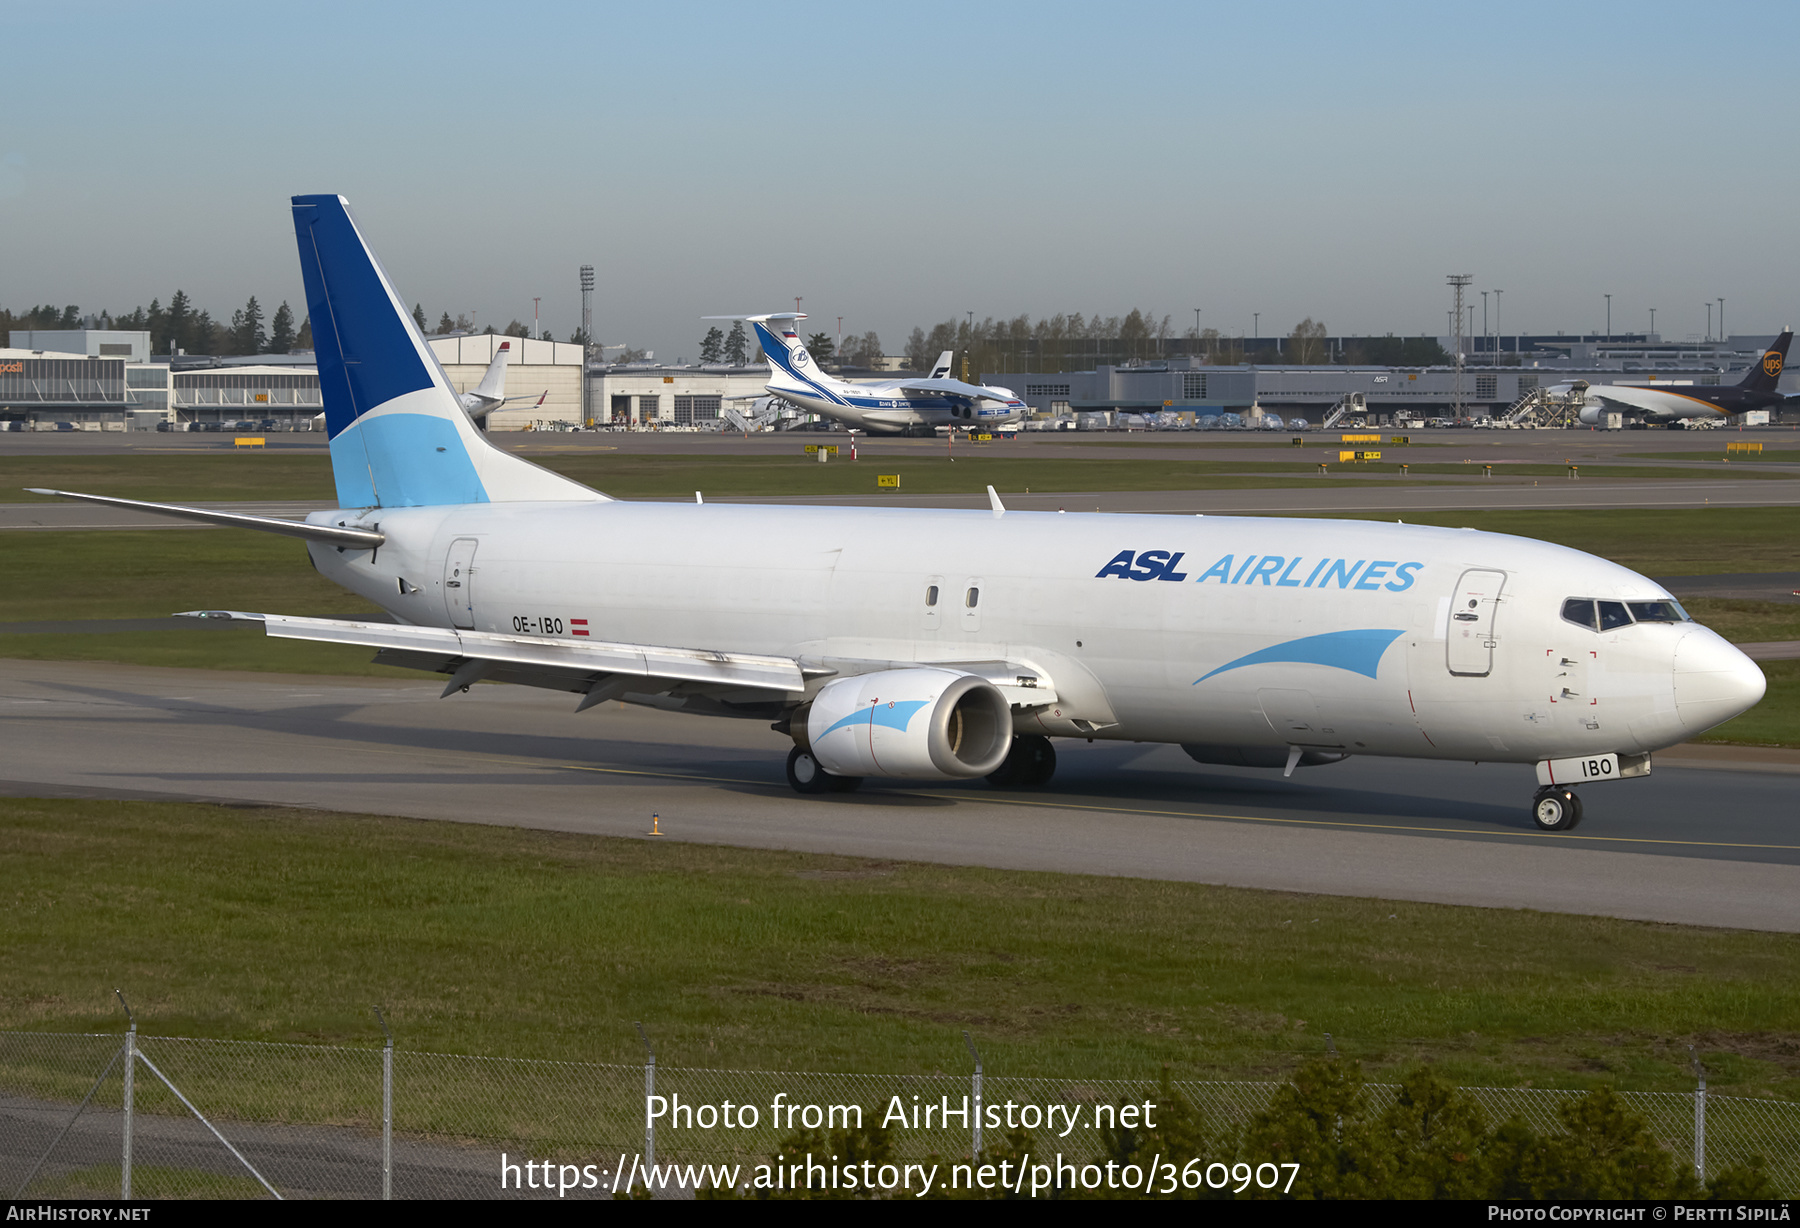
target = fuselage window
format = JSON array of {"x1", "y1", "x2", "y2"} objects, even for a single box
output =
[
  {"x1": 965, "y1": 587, "x2": 980, "y2": 609},
  {"x1": 1597, "y1": 600, "x2": 1633, "y2": 631},
  {"x1": 1627, "y1": 600, "x2": 1688, "y2": 623},
  {"x1": 925, "y1": 585, "x2": 939, "y2": 607},
  {"x1": 1560, "y1": 598, "x2": 1597, "y2": 631}
]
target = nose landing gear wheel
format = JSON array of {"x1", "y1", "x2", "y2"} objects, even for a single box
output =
[
  {"x1": 786, "y1": 746, "x2": 862, "y2": 795},
  {"x1": 985, "y1": 735, "x2": 1057, "y2": 788},
  {"x1": 1530, "y1": 786, "x2": 1583, "y2": 832}
]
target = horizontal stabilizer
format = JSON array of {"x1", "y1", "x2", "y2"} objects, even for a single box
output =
[
  {"x1": 178, "y1": 612, "x2": 807, "y2": 693},
  {"x1": 27, "y1": 489, "x2": 385, "y2": 547}
]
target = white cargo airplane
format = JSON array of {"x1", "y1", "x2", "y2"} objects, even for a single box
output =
[
  {"x1": 709, "y1": 313, "x2": 1028, "y2": 436},
  {"x1": 30, "y1": 197, "x2": 1766, "y2": 832},
  {"x1": 1572, "y1": 331, "x2": 1791, "y2": 428}
]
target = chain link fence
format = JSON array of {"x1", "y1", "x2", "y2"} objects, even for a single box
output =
[{"x1": 3, "y1": 1030, "x2": 1796, "y2": 1199}]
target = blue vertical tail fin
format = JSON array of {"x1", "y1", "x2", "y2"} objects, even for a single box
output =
[{"x1": 291, "y1": 194, "x2": 602, "y2": 509}]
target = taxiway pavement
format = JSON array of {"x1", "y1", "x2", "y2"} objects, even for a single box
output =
[{"x1": 4, "y1": 659, "x2": 1797, "y2": 934}]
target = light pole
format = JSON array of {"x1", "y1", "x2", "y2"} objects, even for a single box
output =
[
  {"x1": 1193, "y1": 307, "x2": 1201, "y2": 360},
  {"x1": 1718, "y1": 297, "x2": 1725, "y2": 343},
  {"x1": 1252, "y1": 313, "x2": 1259, "y2": 344},
  {"x1": 1481, "y1": 291, "x2": 1489, "y2": 366},
  {"x1": 533, "y1": 297, "x2": 541, "y2": 341},
  {"x1": 1705, "y1": 303, "x2": 1712, "y2": 343},
  {"x1": 1493, "y1": 289, "x2": 1502, "y2": 363},
  {"x1": 1604, "y1": 294, "x2": 1611, "y2": 340},
  {"x1": 1649, "y1": 307, "x2": 1657, "y2": 339}
]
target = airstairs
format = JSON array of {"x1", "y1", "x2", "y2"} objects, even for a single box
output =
[
  {"x1": 1500, "y1": 381, "x2": 1587, "y2": 428},
  {"x1": 1322, "y1": 392, "x2": 1365, "y2": 429}
]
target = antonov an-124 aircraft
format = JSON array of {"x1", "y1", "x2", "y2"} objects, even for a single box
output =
[{"x1": 31, "y1": 196, "x2": 1767, "y2": 831}]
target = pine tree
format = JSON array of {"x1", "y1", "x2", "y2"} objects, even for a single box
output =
[
  {"x1": 699, "y1": 326, "x2": 724, "y2": 363},
  {"x1": 295, "y1": 316, "x2": 313, "y2": 350},
  {"x1": 165, "y1": 291, "x2": 191, "y2": 354},
  {"x1": 437, "y1": 311, "x2": 454, "y2": 334},
  {"x1": 268, "y1": 302, "x2": 295, "y2": 353},
  {"x1": 724, "y1": 321, "x2": 748, "y2": 365},
  {"x1": 413, "y1": 303, "x2": 427, "y2": 330},
  {"x1": 231, "y1": 296, "x2": 266, "y2": 356}
]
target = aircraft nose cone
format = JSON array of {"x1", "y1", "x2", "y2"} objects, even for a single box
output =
[{"x1": 1673, "y1": 627, "x2": 1766, "y2": 735}]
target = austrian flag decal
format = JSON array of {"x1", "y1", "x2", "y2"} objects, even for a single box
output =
[{"x1": 571, "y1": 619, "x2": 589, "y2": 637}]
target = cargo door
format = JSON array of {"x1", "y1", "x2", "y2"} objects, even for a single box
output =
[
  {"x1": 1446, "y1": 568, "x2": 1506, "y2": 677},
  {"x1": 443, "y1": 537, "x2": 479, "y2": 629}
]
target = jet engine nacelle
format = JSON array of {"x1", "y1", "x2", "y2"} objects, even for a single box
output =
[
  {"x1": 805, "y1": 668, "x2": 1013, "y2": 779},
  {"x1": 1576, "y1": 402, "x2": 1603, "y2": 426}
]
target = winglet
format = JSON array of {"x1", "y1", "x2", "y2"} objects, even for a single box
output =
[{"x1": 987, "y1": 485, "x2": 1006, "y2": 516}]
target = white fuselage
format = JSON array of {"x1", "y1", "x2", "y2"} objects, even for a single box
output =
[
  {"x1": 307, "y1": 503, "x2": 1763, "y2": 765},
  {"x1": 766, "y1": 371, "x2": 1026, "y2": 435},
  {"x1": 1579, "y1": 383, "x2": 1724, "y2": 425}
]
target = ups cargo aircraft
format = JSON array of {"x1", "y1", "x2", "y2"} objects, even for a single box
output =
[
  {"x1": 30, "y1": 196, "x2": 1767, "y2": 831},
  {"x1": 709, "y1": 312, "x2": 1028, "y2": 436},
  {"x1": 1573, "y1": 331, "x2": 1792, "y2": 427}
]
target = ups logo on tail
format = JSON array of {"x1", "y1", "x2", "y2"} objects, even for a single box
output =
[{"x1": 1765, "y1": 351, "x2": 1784, "y2": 378}]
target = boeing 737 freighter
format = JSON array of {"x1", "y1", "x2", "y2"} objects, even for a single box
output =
[
  {"x1": 31, "y1": 197, "x2": 1767, "y2": 833},
  {"x1": 1575, "y1": 331, "x2": 1792, "y2": 427},
  {"x1": 711, "y1": 312, "x2": 1028, "y2": 436}
]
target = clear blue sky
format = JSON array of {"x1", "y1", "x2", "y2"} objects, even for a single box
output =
[{"x1": 4, "y1": 0, "x2": 1795, "y2": 358}]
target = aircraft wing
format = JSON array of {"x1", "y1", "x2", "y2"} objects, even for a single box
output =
[
  {"x1": 892, "y1": 378, "x2": 1016, "y2": 402},
  {"x1": 170, "y1": 611, "x2": 1062, "y2": 710},
  {"x1": 176, "y1": 612, "x2": 809, "y2": 695}
]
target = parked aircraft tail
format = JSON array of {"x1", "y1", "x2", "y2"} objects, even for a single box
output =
[
  {"x1": 1737, "y1": 329, "x2": 1791, "y2": 393},
  {"x1": 290, "y1": 195, "x2": 601, "y2": 508},
  {"x1": 929, "y1": 350, "x2": 955, "y2": 379},
  {"x1": 470, "y1": 341, "x2": 511, "y2": 403}
]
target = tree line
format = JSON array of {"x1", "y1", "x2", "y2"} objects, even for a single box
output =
[
  {"x1": 3, "y1": 296, "x2": 306, "y2": 357},
  {"x1": 693, "y1": 309, "x2": 1452, "y2": 376},
  {"x1": 895, "y1": 311, "x2": 1450, "y2": 375},
  {"x1": 6, "y1": 296, "x2": 585, "y2": 359}
]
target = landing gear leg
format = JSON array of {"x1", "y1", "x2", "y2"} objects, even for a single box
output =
[
  {"x1": 986, "y1": 735, "x2": 1057, "y2": 788},
  {"x1": 1530, "y1": 786, "x2": 1583, "y2": 832},
  {"x1": 786, "y1": 746, "x2": 862, "y2": 795}
]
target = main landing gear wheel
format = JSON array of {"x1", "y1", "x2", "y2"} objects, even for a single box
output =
[
  {"x1": 786, "y1": 746, "x2": 862, "y2": 795},
  {"x1": 985, "y1": 735, "x2": 1057, "y2": 789},
  {"x1": 1530, "y1": 786, "x2": 1583, "y2": 832}
]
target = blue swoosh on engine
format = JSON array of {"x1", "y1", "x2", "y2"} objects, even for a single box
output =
[
  {"x1": 1194, "y1": 628, "x2": 1406, "y2": 683},
  {"x1": 818, "y1": 699, "x2": 931, "y2": 739}
]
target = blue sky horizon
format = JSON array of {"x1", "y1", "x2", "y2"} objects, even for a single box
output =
[{"x1": 4, "y1": 1, "x2": 1795, "y2": 360}]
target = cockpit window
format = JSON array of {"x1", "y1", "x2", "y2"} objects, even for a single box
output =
[
  {"x1": 1560, "y1": 598, "x2": 1596, "y2": 631},
  {"x1": 1628, "y1": 600, "x2": 1689, "y2": 623},
  {"x1": 1562, "y1": 597, "x2": 1691, "y2": 633}
]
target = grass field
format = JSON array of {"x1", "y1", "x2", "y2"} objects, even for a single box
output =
[
  {"x1": 7, "y1": 449, "x2": 1787, "y2": 509},
  {"x1": 1626, "y1": 451, "x2": 1800, "y2": 464},
  {"x1": 6, "y1": 797, "x2": 1798, "y2": 1095}
]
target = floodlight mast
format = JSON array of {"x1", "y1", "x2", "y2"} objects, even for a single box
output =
[{"x1": 1448, "y1": 274, "x2": 1473, "y2": 418}]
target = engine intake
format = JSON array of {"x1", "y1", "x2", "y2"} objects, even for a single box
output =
[{"x1": 806, "y1": 668, "x2": 1013, "y2": 779}]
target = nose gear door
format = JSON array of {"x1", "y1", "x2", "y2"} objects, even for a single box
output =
[{"x1": 1447, "y1": 568, "x2": 1506, "y2": 677}]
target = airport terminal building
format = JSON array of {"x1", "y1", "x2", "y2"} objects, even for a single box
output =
[{"x1": 1002, "y1": 334, "x2": 1792, "y2": 425}]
